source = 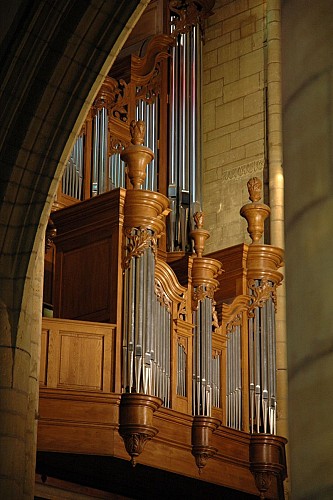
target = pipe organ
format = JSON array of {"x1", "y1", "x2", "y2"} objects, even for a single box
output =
[
  {"x1": 45, "y1": 120, "x2": 287, "y2": 495},
  {"x1": 41, "y1": 2, "x2": 287, "y2": 497}
]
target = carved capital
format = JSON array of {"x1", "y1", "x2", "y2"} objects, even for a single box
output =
[
  {"x1": 123, "y1": 228, "x2": 157, "y2": 270},
  {"x1": 248, "y1": 278, "x2": 277, "y2": 313},
  {"x1": 192, "y1": 284, "x2": 214, "y2": 310}
]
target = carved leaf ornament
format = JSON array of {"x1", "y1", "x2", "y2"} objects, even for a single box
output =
[
  {"x1": 248, "y1": 279, "x2": 277, "y2": 314},
  {"x1": 123, "y1": 228, "x2": 157, "y2": 270}
]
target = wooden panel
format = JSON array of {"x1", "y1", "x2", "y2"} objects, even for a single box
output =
[
  {"x1": 41, "y1": 318, "x2": 115, "y2": 392},
  {"x1": 60, "y1": 239, "x2": 110, "y2": 321},
  {"x1": 207, "y1": 244, "x2": 248, "y2": 323},
  {"x1": 52, "y1": 188, "x2": 125, "y2": 322},
  {"x1": 58, "y1": 332, "x2": 104, "y2": 390}
]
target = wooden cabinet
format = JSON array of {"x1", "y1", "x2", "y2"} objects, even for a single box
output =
[{"x1": 51, "y1": 188, "x2": 125, "y2": 324}]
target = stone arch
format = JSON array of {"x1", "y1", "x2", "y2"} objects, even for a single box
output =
[{"x1": 0, "y1": 1, "x2": 149, "y2": 497}]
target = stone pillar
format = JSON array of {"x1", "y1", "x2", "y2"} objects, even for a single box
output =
[
  {"x1": 0, "y1": 235, "x2": 44, "y2": 500},
  {"x1": 266, "y1": 3, "x2": 288, "y2": 490},
  {"x1": 282, "y1": 1, "x2": 333, "y2": 498},
  {"x1": 22, "y1": 239, "x2": 44, "y2": 498}
]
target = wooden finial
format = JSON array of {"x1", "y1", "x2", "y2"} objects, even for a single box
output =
[
  {"x1": 193, "y1": 211, "x2": 204, "y2": 229},
  {"x1": 121, "y1": 120, "x2": 154, "y2": 189},
  {"x1": 247, "y1": 177, "x2": 262, "y2": 202},
  {"x1": 190, "y1": 212, "x2": 209, "y2": 258},
  {"x1": 240, "y1": 177, "x2": 270, "y2": 244},
  {"x1": 130, "y1": 119, "x2": 145, "y2": 145}
]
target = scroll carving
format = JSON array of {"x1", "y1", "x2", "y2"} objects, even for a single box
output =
[
  {"x1": 108, "y1": 134, "x2": 128, "y2": 157},
  {"x1": 93, "y1": 77, "x2": 129, "y2": 122},
  {"x1": 155, "y1": 278, "x2": 172, "y2": 312},
  {"x1": 136, "y1": 66, "x2": 161, "y2": 104},
  {"x1": 221, "y1": 295, "x2": 251, "y2": 334},
  {"x1": 225, "y1": 312, "x2": 243, "y2": 334},
  {"x1": 123, "y1": 228, "x2": 157, "y2": 270},
  {"x1": 177, "y1": 296, "x2": 187, "y2": 320},
  {"x1": 169, "y1": 0, "x2": 215, "y2": 37},
  {"x1": 131, "y1": 34, "x2": 173, "y2": 81}
]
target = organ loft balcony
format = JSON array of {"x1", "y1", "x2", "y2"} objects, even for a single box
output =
[{"x1": 38, "y1": 121, "x2": 286, "y2": 499}]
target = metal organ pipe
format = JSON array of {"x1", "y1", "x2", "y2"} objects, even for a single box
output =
[
  {"x1": 177, "y1": 343, "x2": 186, "y2": 397},
  {"x1": 135, "y1": 96, "x2": 158, "y2": 191},
  {"x1": 211, "y1": 353, "x2": 221, "y2": 409},
  {"x1": 225, "y1": 320, "x2": 243, "y2": 431},
  {"x1": 247, "y1": 279, "x2": 277, "y2": 434},
  {"x1": 193, "y1": 288, "x2": 214, "y2": 417},
  {"x1": 92, "y1": 107, "x2": 109, "y2": 196},
  {"x1": 109, "y1": 153, "x2": 126, "y2": 190},
  {"x1": 123, "y1": 234, "x2": 171, "y2": 408},
  {"x1": 62, "y1": 135, "x2": 84, "y2": 200},
  {"x1": 168, "y1": 18, "x2": 203, "y2": 252}
]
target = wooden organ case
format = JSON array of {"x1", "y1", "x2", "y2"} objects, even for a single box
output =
[{"x1": 39, "y1": 2, "x2": 287, "y2": 499}]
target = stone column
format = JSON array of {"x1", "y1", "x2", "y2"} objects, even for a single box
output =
[
  {"x1": 0, "y1": 234, "x2": 44, "y2": 500},
  {"x1": 282, "y1": 1, "x2": 333, "y2": 497},
  {"x1": 266, "y1": 0, "x2": 288, "y2": 471}
]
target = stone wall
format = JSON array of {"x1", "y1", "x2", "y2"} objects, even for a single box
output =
[{"x1": 202, "y1": 0, "x2": 266, "y2": 252}]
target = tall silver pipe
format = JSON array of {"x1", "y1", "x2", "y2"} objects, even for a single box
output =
[
  {"x1": 122, "y1": 267, "x2": 129, "y2": 392},
  {"x1": 109, "y1": 154, "x2": 126, "y2": 189},
  {"x1": 261, "y1": 297, "x2": 268, "y2": 433},
  {"x1": 193, "y1": 290, "x2": 214, "y2": 417},
  {"x1": 269, "y1": 298, "x2": 277, "y2": 434},
  {"x1": 249, "y1": 314, "x2": 255, "y2": 433},
  {"x1": 62, "y1": 136, "x2": 84, "y2": 200},
  {"x1": 236, "y1": 324, "x2": 242, "y2": 430},
  {"x1": 92, "y1": 107, "x2": 109, "y2": 196},
  {"x1": 128, "y1": 250, "x2": 136, "y2": 392},
  {"x1": 167, "y1": 18, "x2": 203, "y2": 252},
  {"x1": 92, "y1": 112, "x2": 99, "y2": 196},
  {"x1": 246, "y1": 280, "x2": 277, "y2": 435},
  {"x1": 135, "y1": 254, "x2": 143, "y2": 392}
]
